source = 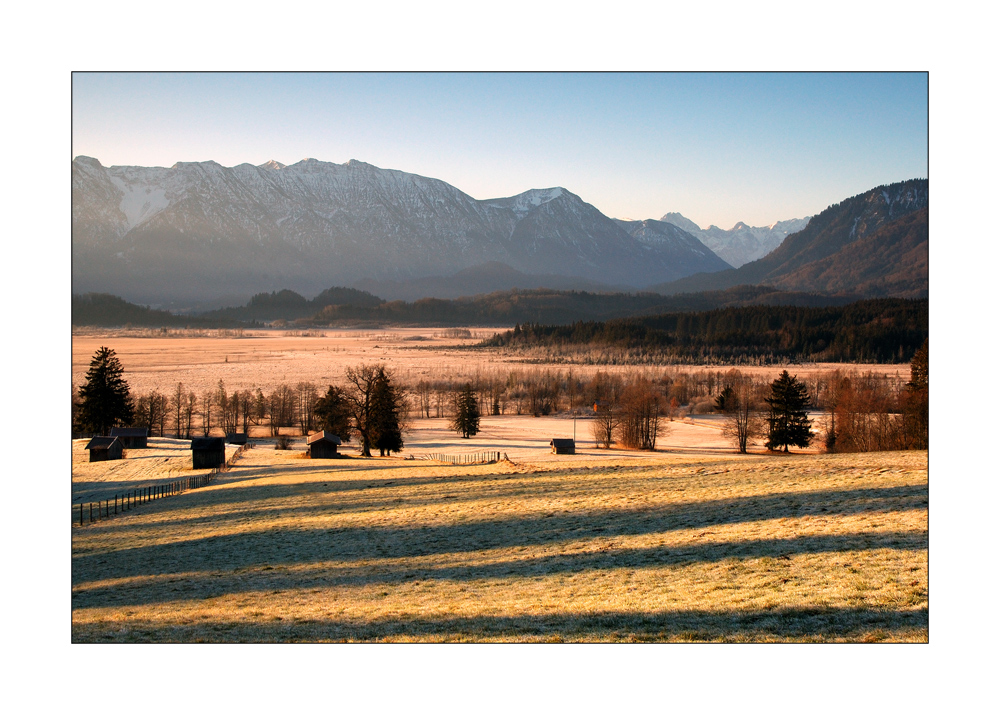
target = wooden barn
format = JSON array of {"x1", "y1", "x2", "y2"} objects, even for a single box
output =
[
  {"x1": 110, "y1": 427, "x2": 148, "y2": 449},
  {"x1": 307, "y1": 431, "x2": 342, "y2": 459},
  {"x1": 226, "y1": 432, "x2": 248, "y2": 445},
  {"x1": 86, "y1": 436, "x2": 123, "y2": 462},
  {"x1": 191, "y1": 437, "x2": 226, "y2": 469},
  {"x1": 550, "y1": 438, "x2": 576, "y2": 455}
]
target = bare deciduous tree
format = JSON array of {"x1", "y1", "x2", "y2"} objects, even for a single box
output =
[
  {"x1": 826, "y1": 371, "x2": 904, "y2": 453},
  {"x1": 134, "y1": 390, "x2": 168, "y2": 437},
  {"x1": 344, "y1": 364, "x2": 405, "y2": 457},
  {"x1": 200, "y1": 390, "x2": 214, "y2": 437},
  {"x1": 616, "y1": 377, "x2": 666, "y2": 450},
  {"x1": 590, "y1": 371, "x2": 623, "y2": 449},
  {"x1": 267, "y1": 384, "x2": 296, "y2": 436},
  {"x1": 720, "y1": 372, "x2": 763, "y2": 454},
  {"x1": 296, "y1": 381, "x2": 319, "y2": 434},
  {"x1": 171, "y1": 382, "x2": 186, "y2": 438}
]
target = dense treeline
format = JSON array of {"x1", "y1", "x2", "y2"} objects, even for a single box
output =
[
  {"x1": 305, "y1": 285, "x2": 853, "y2": 326},
  {"x1": 73, "y1": 285, "x2": 857, "y2": 328},
  {"x1": 71, "y1": 293, "x2": 214, "y2": 328},
  {"x1": 481, "y1": 298, "x2": 927, "y2": 364},
  {"x1": 205, "y1": 286, "x2": 385, "y2": 322}
]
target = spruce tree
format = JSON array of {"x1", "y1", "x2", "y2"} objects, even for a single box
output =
[
  {"x1": 371, "y1": 367, "x2": 404, "y2": 456},
  {"x1": 314, "y1": 385, "x2": 353, "y2": 442},
  {"x1": 451, "y1": 383, "x2": 481, "y2": 438},
  {"x1": 77, "y1": 346, "x2": 134, "y2": 435},
  {"x1": 903, "y1": 339, "x2": 929, "y2": 449},
  {"x1": 764, "y1": 370, "x2": 812, "y2": 452},
  {"x1": 714, "y1": 384, "x2": 736, "y2": 412}
]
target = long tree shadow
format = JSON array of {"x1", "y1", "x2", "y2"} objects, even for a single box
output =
[
  {"x1": 72, "y1": 529, "x2": 926, "y2": 608},
  {"x1": 71, "y1": 469, "x2": 547, "y2": 529},
  {"x1": 71, "y1": 605, "x2": 928, "y2": 643},
  {"x1": 74, "y1": 481, "x2": 928, "y2": 556}
]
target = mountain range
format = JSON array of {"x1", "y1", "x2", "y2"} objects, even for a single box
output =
[
  {"x1": 72, "y1": 156, "x2": 927, "y2": 307},
  {"x1": 655, "y1": 213, "x2": 812, "y2": 268},
  {"x1": 72, "y1": 157, "x2": 731, "y2": 303},
  {"x1": 650, "y1": 178, "x2": 928, "y2": 298}
]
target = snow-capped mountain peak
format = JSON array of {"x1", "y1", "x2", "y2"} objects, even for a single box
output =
[
  {"x1": 72, "y1": 157, "x2": 733, "y2": 302},
  {"x1": 483, "y1": 187, "x2": 566, "y2": 218},
  {"x1": 659, "y1": 211, "x2": 810, "y2": 267}
]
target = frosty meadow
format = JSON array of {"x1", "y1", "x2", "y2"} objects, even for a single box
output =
[{"x1": 71, "y1": 327, "x2": 927, "y2": 642}]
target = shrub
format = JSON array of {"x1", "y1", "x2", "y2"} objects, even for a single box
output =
[
  {"x1": 691, "y1": 399, "x2": 716, "y2": 415},
  {"x1": 275, "y1": 434, "x2": 291, "y2": 450}
]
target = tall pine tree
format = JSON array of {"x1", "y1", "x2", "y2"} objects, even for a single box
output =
[
  {"x1": 451, "y1": 383, "x2": 481, "y2": 438},
  {"x1": 764, "y1": 370, "x2": 812, "y2": 452},
  {"x1": 313, "y1": 385, "x2": 353, "y2": 442},
  {"x1": 903, "y1": 339, "x2": 929, "y2": 449},
  {"x1": 77, "y1": 346, "x2": 134, "y2": 435},
  {"x1": 371, "y1": 367, "x2": 404, "y2": 456}
]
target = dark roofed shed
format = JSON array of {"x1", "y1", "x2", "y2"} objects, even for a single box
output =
[
  {"x1": 550, "y1": 438, "x2": 576, "y2": 455},
  {"x1": 192, "y1": 437, "x2": 226, "y2": 469},
  {"x1": 86, "y1": 436, "x2": 123, "y2": 462},
  {"x1": 110, "y1": 427, "x2": 148, "y2": 449},
  {"x1": 307, "y1": 431, "x2": 343, "y2": 459}
]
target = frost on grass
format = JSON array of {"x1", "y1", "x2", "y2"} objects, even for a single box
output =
[{"x1": 72, "y1": 448, "x2": 927, "y2": 643}]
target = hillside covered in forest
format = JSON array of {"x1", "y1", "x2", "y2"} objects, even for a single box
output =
[{"x1": 481, "y1": 298, "x2": 928, "y2": 364}]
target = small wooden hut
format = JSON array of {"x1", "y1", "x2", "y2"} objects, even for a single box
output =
[
  {"x1": 110, "y1": 427, "x2": 148, "y2": 449},
  {"x1": 307, "y1": 431, "x2": 343, "y2": 459},
  {"x1": 191, "y1": 437, "x2": 226, "y2": 469},
  {"x1": 86, "y1": 436, "x2": 123, "y2": 462},
  {"x1": 550, "y1": 438, "x2": 576, "y2": 455},
  {"x1": 226, "y1": 432, "x2": 248, "y2": 445}
]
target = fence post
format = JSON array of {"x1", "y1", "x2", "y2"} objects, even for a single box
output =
[{"x1": 80, "y1": 503, "x2": 83, "y2": 526}]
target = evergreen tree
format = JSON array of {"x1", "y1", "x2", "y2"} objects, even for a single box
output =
[
  {"x1": 903, "y1": 339, "x2": 929, "y2": 449},
  {"x1": 77, "y1": 346, "x2": 134, "y2": 435},
  {"x1": 764, "y1": 370, "x2": 812, "y2": 452},
  {"x1": 451, "y1": 383, "x2": 481, "y2": 438},
  {"x1": 313, "y1": 385, "x2": 353, "y2": 442},
  {"x1": 371, "y1": 367, "x2": 404, "y2": 456},
  {"x1": 714, "y1": 384, "x2": 736, "y2": 412}
]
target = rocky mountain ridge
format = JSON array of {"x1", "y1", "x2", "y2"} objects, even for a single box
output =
[
  {"x1": 651, "y1": 178, "x2": 928, "y2": 298},
  {"x1": 656, "y1": 212, "x2": 811, "y2": 267},
  {"x1": 72, "y1": 157, "x2": 734, "y2": 303}
]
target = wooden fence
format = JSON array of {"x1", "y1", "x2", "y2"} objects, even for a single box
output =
[
  {"x1": 419, "y1": 451, "x2": 505, "y2": 465},
  {"x1": 73, "y1": 442, "x2": 252, "y2": 527}
]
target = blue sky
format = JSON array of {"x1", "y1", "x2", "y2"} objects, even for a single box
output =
[{"x1": 72, "y1": 72, "x2": 927, "y2": 229}]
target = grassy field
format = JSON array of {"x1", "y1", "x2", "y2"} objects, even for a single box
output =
[
  {"x1": 71, "y1": 447, "x2": 927, "y2": 643},
  {"x1": 71, "y1": 326, "x2": 909, "y2": 396}
]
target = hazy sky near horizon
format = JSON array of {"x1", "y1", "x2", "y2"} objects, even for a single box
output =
[{"x1": 72, "y1": 72, "x2": 927, "y2": 229}]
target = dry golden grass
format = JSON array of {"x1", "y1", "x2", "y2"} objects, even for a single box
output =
[
  {"x1": 72, "y1": 326, "x2": 908, "y2": 396},
  {"x1": 72, "y1": 447, "x2": 927, "y2": 642}
]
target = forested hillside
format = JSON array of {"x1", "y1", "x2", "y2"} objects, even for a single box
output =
[
  {"x1": 73, "y1": 285, "x2": 856, "y2": 328},
  {"x1": 652, "y1": 179, "x2": 928, "y2": 298},
  {"x1": 482, "y1": 299, "x2": 928, "y2": 364}
]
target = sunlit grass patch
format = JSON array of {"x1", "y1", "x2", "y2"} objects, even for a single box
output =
[{"x1": 73, "y1": 449, "x2": 927, "y2": 642}]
